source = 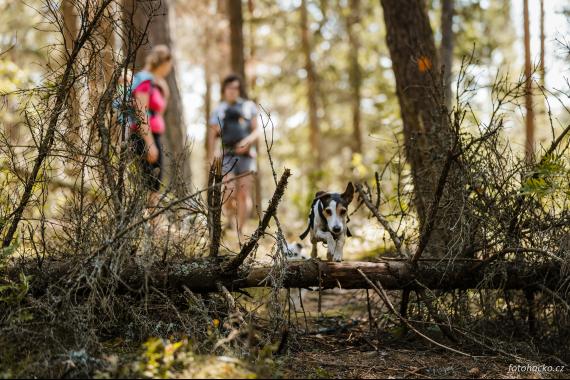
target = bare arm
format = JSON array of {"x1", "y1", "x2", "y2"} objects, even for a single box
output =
[
  {"x1": 234, "y1": 115, "x2": 260, "y2": 155},
  {"x1": 134, "y1": 91, "x2": 159, "y2": 163},
  {"x1": 207, "y1": 123, "x2": 221, "y2": 164}
]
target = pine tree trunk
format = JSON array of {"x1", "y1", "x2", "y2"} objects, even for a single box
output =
[
  {"x1": 300, "y1": 0, "x2": 322, "y2": 184},
  {"x1": 227, "y1": 0, "x2": 246, "y2": 82},
  {"x1": 440, "y1": 0, "x2": 454, "y2": 110},
  {"x1": 347, "y1": 0, "x2": 363, "y2": 154},
  {"x1": 524, "y1": 0, "x2": 534, "y2": 160},
  {"x1": 379, "y1": 0, "x2": 467, "y2": 257}
]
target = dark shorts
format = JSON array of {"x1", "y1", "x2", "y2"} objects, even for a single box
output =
[
  {"x1": 130, "y1": 131, "x2": 163, "y2": 192},
  {"x1": 222, "y1": 154, "x2": 256, "y2": 176}
]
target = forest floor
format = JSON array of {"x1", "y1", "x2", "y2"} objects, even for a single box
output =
[{"x1": 277, "y1": 289, "x2": 567, "y2": 379}]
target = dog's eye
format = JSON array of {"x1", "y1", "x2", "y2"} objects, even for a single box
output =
[
  {"x1": 339, "y1": 209, "x2": 346, "y2": 216},
  {"x1": 325, "y1": 208, "x2": 332, "y2": 216}
]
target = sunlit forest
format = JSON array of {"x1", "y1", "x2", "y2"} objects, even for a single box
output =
[{"x1": 1, "y1": 0, "x2": 569, "y2": 378}]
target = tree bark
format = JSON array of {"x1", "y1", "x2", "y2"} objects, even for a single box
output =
[
  {"x1": 379, "y1": 0, "x2": 465, "y2": 256},
  {"x1": 347, "y1": 0, "x2": 363, "y2": 154},
  {"x1": 440, "y1": 0, "x2": 454, "y2": 110},
  {"x1": 300, "y1": 0, "x2": 322, "y2": 186},
  {"x1": 523, "y1": 0, "x2": 535, "y2": 160}
]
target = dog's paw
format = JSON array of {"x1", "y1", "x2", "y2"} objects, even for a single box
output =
[{"x1": 332, "y1": 255, "x2": 343, "y2": 262}]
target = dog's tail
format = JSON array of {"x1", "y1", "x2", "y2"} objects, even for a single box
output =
[{"x1": 299, "y1": 225, "x2": 310, "y2": 240}]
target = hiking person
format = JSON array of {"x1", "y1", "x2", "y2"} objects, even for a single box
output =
[
  {"x1": 207, "y1": 74, "x2": 259, "y2": 238},
  {"x1": 130, "y1": 45, "x2": 173, "y2": 225}
]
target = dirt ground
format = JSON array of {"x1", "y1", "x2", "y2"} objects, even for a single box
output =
[{"x1": 277, "y1": 289, "x2": 568, "y2": 379}]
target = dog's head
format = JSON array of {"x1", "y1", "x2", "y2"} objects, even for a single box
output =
[{"x1": 316, "y1": 182, "x2": 354, "y2": 238}]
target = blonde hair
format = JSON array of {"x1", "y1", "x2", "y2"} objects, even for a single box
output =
[{"x1": 145, "y1": 45, "x2": 172, "y2": 70}]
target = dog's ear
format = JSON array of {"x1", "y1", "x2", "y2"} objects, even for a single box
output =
[
  {"x1": 342, "y1": 182, "x2": 355, "y2": 203},
  {"x1": 315, "y1": 191, "x2": 326, "y2": 199}
]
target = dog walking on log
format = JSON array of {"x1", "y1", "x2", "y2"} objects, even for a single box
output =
[{"x1": 300, "y1": 182, "x2": 354, "y2": 262}]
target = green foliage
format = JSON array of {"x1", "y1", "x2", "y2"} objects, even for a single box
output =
[
  {"x1": 0, "y1": 240, "x2": 32, "y2": 323},
  {"x1": 0, "y1": 271, "x2": 29, "y2": 306},
  {"x1": 97, "y1": 337, "x2": 257, "y2": 379},
  {"x1": 521, "y1": 154, "x2": 570, "y2": 197},
  {"x1": 312, "y1": 367, "x2": 333, "y2": 379},
  {"x1": 137, "y1": 338, "x2": 186, "y2": 379}
]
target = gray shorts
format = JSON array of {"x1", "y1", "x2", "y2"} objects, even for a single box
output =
[{"x1": 222, "y1": 154, "x2": 256, "y2": 175}]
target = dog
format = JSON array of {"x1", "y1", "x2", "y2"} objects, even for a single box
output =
[
  {"x1": 299, "y1": 182, "x2": 354, "y2": 262},
  {"x1": 281, "y1": 241, "x2": 309, "y2": 260}
]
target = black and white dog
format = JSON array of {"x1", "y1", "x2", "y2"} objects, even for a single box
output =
[
  {"x1": 299, "y1": 183, "x2": 354, "y2": 262},
  {"x1": 281, "y1": 241, "x2": 308, "y2": 260}
]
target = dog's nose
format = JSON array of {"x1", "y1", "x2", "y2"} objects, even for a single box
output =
[{"x1": 332, "y1": 226, "x2": 342, "y2": 234}]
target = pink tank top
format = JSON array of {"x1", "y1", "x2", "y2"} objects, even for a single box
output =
[{"x1": 132, "y1": 80, "x2": 166, "y2": 134}]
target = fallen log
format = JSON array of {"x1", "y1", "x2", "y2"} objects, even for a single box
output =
[
  {"x1": 9, "y1": 258, "x2": 563, "y2": 296},
  {"x1": 154, "y1": 259, "x2": 561, "y2": 293}
]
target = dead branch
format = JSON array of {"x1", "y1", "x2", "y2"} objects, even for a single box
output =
[
  {"x1": 357, "y1": 269, "x2": 471, "y2": 357},
  {"x1": 222, "y1": 168, "x2": 291, "y2": 272}
]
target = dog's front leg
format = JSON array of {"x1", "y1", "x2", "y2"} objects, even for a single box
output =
[
  {"x1": 310, "y1": 233, "x2": 318, "y2": 259},
  {"x1": 310, "y1": 242, "x2": 318, "y2": 258},
  {"x1": 315, "y1": 230, "x2": 336, "y2": 261},
  {"x1": 332, "y1": 235, "x2": 346, "y2": 262}
]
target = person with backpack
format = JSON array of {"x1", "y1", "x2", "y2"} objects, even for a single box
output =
[
  {"x1": 130, "y1": 45, "x2": 173, "y2": 224},
  {"x1": 207, "y1": 74, "x2": 259, "y2": 238}
]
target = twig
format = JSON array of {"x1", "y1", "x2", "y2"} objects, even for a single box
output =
[
  {"x1": 2, "y1": 0, "x2": 115, "y2": 248},
  {"x1": 414, "y1": 283, "x2": 458, "y2": 343},
  {"x1": 223, "y1": 168, "x2": 291, "y2": 272},
  {"x1": 471, "y1": 246, "x2": 564, "y2": 272},
  {"x1": 357, "y1": 269, "x2": 471, "y2": 357},
  {"x1": 539, "y1": 284, "x2": 570, "y2": 311},
  {"x1": 217, "y1": 282, "x2": 245, "y2": 324},
  {"x1": 208, "y1": 158, "x2": 223, "y2": 257},
  {"x1": 298, "y1": 288, "x2": 309, "y2": 334},
  {"x1": 411, "y1": 149, "x2": 455, "y2": 265},
  {"x1": 89, "y1": 171, "x2": 252, "y2": 259},
  {"x1": 366, "y1": 288, "x2": 375, "y2": 332},
  {"x1": 355, "y1": 183, "x2": 404, "y2": 257}
]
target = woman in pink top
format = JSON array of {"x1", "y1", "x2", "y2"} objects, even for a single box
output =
[{"x1": 131, "y1": 45, "x2": 172, "y2": 220}]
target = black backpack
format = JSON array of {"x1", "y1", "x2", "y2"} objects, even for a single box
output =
[{"x1": 221, "y1": 102, "x2": 252, "y2": 152}]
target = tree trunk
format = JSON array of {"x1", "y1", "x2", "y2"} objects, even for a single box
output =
[
  {"x1": 440, "y1": 0, "x2": 454, "y2": 110},
  {"x1": 247, "y1": 0, "x2": 263, "y2": 214},
  {"x1": 122, "y1": 0, "x2": 146, "y2": 70},
  {"x1": 300, "y1": 0, "x2": 322, "y2": 187},
  {"x1": 379, "y1": 0, "x2": 466, "y2": 256},
  {"x1": 524, "y1": 0, "x2": 534, "y2": 160},
  {"x1": 204, "y1": 67, "x2": 212, "y2": 179},
  {"x1": 227, "y1": 0, "x2": 246, "y2": 82},
  {"x1": 124, "y1": 0, "x2": 192, "y2": 195},
  {"x1": 347, "y1": 0, "x2": 363, "y2": 154},
  {"x1": 61, "y1": 0, "x2": 81, "y2": 135},
  {"x1": 100, "y1": 4, "x2": 115, "y2": 85},
  {"x1": 86, "y1": 2, "x2": 116, "y2": 112}
]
